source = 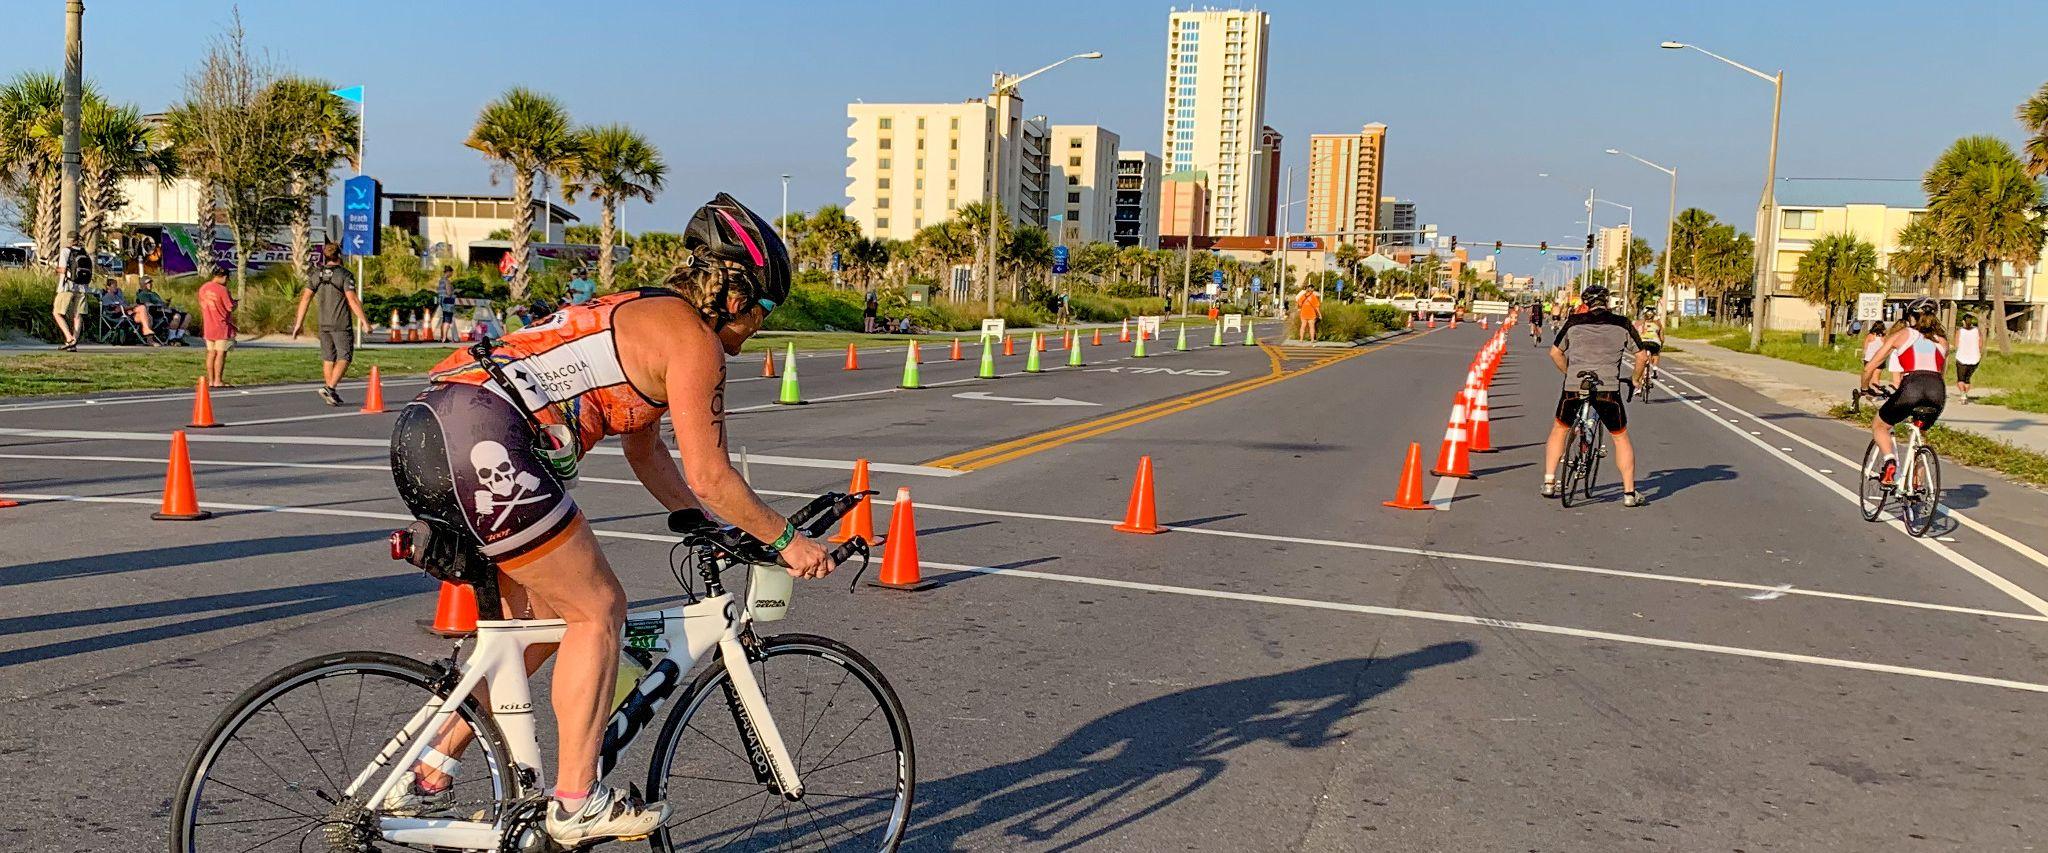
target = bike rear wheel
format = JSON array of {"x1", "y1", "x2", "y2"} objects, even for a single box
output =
[
  {"x1": 1857, "y1": 441, "x2": 1889, "y2": 521},
  {"x1": 168, "y1": 651, "x2": 518, "y2": 853},
  {"x1": 1560, "y1": 431, "x2": 1588, "y2": 508},
  {"x1": 1583, "y1": 422, "x2": 1604, "y2": 500},
  {"x1": 647, "y1": 633, "x2": 914, "y2": 852},
  {"x1": 1902, "y1": 446, "x2": 1941, "y2": 537}
]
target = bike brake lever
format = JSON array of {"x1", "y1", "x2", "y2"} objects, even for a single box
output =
[{"x1": 836, "y1": 538, "x2": 873, "y2": 591}]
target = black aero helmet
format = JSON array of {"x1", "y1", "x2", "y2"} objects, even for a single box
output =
[
  {"x1": 684, "y1": 193, "x2": 790, "y2": 319},
  {"x1": 1580, "y1": 284, "x2": 1610, "y2": 306},
  {"x1": 1904, "y1": 296, "x2": 1936, "y2": 316}
]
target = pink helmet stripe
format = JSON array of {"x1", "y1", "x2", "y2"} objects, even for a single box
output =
[{"x1": 716, "y1": 210, "x2": 766, "y2": 267}]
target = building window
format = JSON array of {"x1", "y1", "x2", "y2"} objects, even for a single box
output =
[
  {"x1": 949, "y1": 158, "x2": 957, "y2": 170},
  {"x1": 878, "y1": 137, "x2": 891, "y2": 150},
  {"x1": 1069, "y1": 138, "x2": 1083, "y2": 149},
  {"x1": 877, "y1": 217, "x2": 889, "y2": 229},
  {"x1": 1068, "y1": 192, "x2": 1081, "y2": 203},
  {"x1": 878, "y1": 178, "x2": 890, "y2": 189},
  {"x1": 950, "y1": 117, "x2": 959, "y2": 129},
  {"x1": 916, "y1": 117, "x2": 925, "y2": 130},
  {"x1": 876, "y1": 197, "x2": 890, "y2": 209},
  {"x1": 879, "y1": 158, "x2": 891, "y2": 169},
  {"x1": 950, "y1": 139, "x2": 958, "y2": 150},
  {"x1": 916, "y1": 158, "x2": 924, "y2": 170},
  {"x1": 1783, "y1": 209, "x2": 1818, "y2": 230},
  {"x1": 1067, "y1": 175, "x2": 1079, "y2": 186},
  {"x1": 948, "y1": 179, "x2": 957, "y2": 190},
  {"x1": 1069, "y1": 156, "x2": 1082, "y2": 167},
  {"x1": 916, "y1": 178, "x2": 924, "y2": 189},
  {"x1": 879, "y1": 117, "x2": 892, "y2": 129}
]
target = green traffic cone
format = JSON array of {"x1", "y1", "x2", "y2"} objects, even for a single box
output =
[
  {"x1": 1244, "y1": 322, "x2": 1257, "y2": 346},
  {"x1": 977, "y1": 337, "x2": 997, "y2": 379},
  {"x1": 1025, "y1": 334, "x2": 1042, "y2": 372},
  {"x1": 1175, "y1": 324, "x2": 1189, "y2": 352},
  {"x1": 775, "y1": 342, "x2": 803, "y2": 404},
  {"x1": 1067, "y1": 334, "x2": 1084, "y2": 367},
  {"x1": 1212, "y1": 321, "x2": 1224, "y2": 346},
  {"x1": 899, "y1": 339, "x2": 922, "y2": 389},
  {"x1": 1134, "y1": 332, "x2": 1148, "y2": 358}
]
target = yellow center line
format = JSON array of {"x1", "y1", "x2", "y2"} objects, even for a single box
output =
[{"x1": 924, "y1": 327, "x2": 1443, "y2": 471}]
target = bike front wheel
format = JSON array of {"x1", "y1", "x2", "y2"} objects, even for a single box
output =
[
  {"x1": 1560, "y1": 433, "x2": 1588, "y2": 508},
  {"x1": 168, "y1": 651, "x2": 519, "y2": 853},
  {"x1": 647, "y1": 633, "x2": 914, "y2": 852},
  {"x1": 1857, "y1": 441, "x2": 1889, "y2": 522},
  {"x1": 1902, "y1": 446, "x2": 1941, "y2": 537}
]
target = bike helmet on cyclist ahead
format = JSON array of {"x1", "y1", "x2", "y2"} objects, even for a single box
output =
[
  {"x1": 683, "y1": 193, "x2": 791, "y2": 324},
  {"x1": 1903, "y1": 296, "x2": 1936, "y2": 316},
  {"x1": 1579, "y1": 284, "x2": 1610, "y2": 306}
]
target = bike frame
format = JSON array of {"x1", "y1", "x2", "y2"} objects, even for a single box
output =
[{"x1": 347, "y1": 588, "x2": 804, "y2": 849}]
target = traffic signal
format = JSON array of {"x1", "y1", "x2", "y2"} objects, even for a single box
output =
[
  {"x1": 1538, "y1": 241, "x2": 1548, "y2": 255},
  {"x1": 1493, "y1": 240, "x2": 1502, "y2": 255},
  {"x1": 1450, "y1": 235, "x2": 1458, "y2": 251},
  {"x1": 1585, "y1": 233, "x2": 1594, "y2": 252}
]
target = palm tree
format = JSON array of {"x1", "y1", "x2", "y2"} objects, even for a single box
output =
[
  {"x1": 1791, "y1": 232, "x2": 1882, "y2": 346},
  {"x1": 0, "y1": 72, "x2": 66, "y2": 262},
  {"x1": 1666, "y1": 207, "x2": 1720, "y2": 297},
  {"x1": 2017, "y1": 81, "x2": 2048, "y2": 178},
  {"x1": 775, "y1": 211, "x2": 811, "y2": 268},
  {"x1": 78, "y1": 97, "x2": 178, "y2": 253},
  {"x1": 563, "y1": 124, "x2": 665, "y2": 293},
  {"x1": 843, "y1": 235, "x2": 890, "y2": 291},
  {"x1": 799, "y1": 205, "x2": 862, "y2": 279},
  {"x1": 264, "y1": 77, "x2": 358, "y2": 278},
  {"x1": 466, "y1": 88, "x2": 580, "y2": 299},
  {"x1": 1924, "y1": 135, "x2": 2045, "y2": 355},
  {"x1": 1886, "y1": 217, "x2": 1962, "y2": 293}
]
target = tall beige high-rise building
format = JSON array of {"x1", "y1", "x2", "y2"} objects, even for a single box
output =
[
  {"x1": 1048, "y1": 125, "x2": 1121, "y2": 244},
  {"x1": 1160, "y1": 7, "x2": 1270, "y2": 237},
  {"x1": 1303, "y1": 123, "x2": 1388, "y2": 250},
  {"x1": 1598, "y1": 224, "x2": 1632, "y2": 272},
  {"x1": 844, "y1": 99, "x2": 1050, "y2": 242}
]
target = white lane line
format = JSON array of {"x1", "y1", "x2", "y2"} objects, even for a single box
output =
[
  {"x1": 1657, "y1": 370, "x2": 2048, "y2": 617},
  {"x1": 730, "y1": 387, "x2": 900, "y2": 413},
  {"x1": 1427, "y1": 475, "x2": 1458, "y2": 510},
  {"x1": 9, "y1": 491, "x2": 2046, "y2": 694},
  {"x1": 223, "y1": 411, "x2": 381, "y2": 427},
  {"x1": 0, "y1": 377, "x2": 433, "y2": 412},
  {"x1": 0, "y1": 428, "x2": 961, "y2": 477},
  {"x1": 1663, "y1": 369, "x2": 2048, "y2": 576},
  {"x1": 8, "y1": 450, "x2": 2035, "y2": 623}
]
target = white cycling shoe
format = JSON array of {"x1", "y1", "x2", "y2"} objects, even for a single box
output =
[
  {"x1": 546, "y1": 785, "x2": 670, "y2": 845},
  {"x1": 379, "y1": 770, "x2": 454, "y2": 816}
]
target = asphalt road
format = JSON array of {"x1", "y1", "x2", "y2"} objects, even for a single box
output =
[{"x1": 6, "y1": 319, "x2": 2048, "y2": 851}]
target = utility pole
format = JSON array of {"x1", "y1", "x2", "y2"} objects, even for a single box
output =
[{"x1": 60, "y1": 0, "x2": 84, "y2": 251}]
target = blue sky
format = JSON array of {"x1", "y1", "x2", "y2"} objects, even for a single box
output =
[{"x1": 7, "y1": 0, "x2": 2045, "y2": 277}]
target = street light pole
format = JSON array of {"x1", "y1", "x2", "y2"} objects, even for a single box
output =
[
  {"x1": 780, "y1": 174, "x2": 790, "y2": 232},
  {"x1": 1663, "y1": 40, "x2": 1782, "y2": 348},
  {"x1": 1607, "y1": 148, "x2": 1679, "y2": 322},
  {"x1": 60, "y1": 0, "x2": 83, "y2": 252},
  {"x1": 982, "y1": 50, "x2": 1102, "y2": 317}
]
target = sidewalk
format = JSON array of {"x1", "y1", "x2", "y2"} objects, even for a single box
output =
[{"x1": 1669, "y1": 338, "x2": 2048, "y2": 457}]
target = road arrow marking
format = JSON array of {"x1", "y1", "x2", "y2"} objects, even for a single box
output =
[{"x1": 952, "y1": 391, "x2": 1100, "y2": 407}]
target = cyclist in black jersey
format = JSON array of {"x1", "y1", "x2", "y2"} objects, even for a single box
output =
[
  {"x1": 1541, "y1": 285, "x2": 1648, "y2": 506},
  {"x1": 1529, "y1": 301, "x2": 1547, "y2": 346}
]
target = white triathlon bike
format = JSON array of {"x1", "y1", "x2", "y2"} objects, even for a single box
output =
[{"x1": 169, "y1": 491, "x2": 915, "y2": 852}]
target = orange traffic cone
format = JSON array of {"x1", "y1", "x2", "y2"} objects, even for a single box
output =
[
  {"x1": 872, "y1": 487, "x2": 935, "y2": 590},
  {"x1": 1383, "y1": 442, "x2": 1433, "y2": 510},
  {"x1": 1430, "y1": 398, "x2": 1476, "y2": 479},
  {"x1": 1119, "y1": 319, "x2": 1131, "y2": 343},
  {"x1": 1112, "y1": 455, "x2": 1167, "y2": 534},
  {"x1": 1003, "y1": 334, "x2": 1016, "y2": 357},
  {"x1": 1092, "y1": 328, "x2": 1102, "y2": 346},
  {"x1": 1036, "y1": 334, "x2": 1047, "y2": 352},
  {"x1": 911, "y1": 340, "x2": 923, "y2": 364},
  {"x1": 1061, "y1": 330, "x2": 1072, "y2": 350},
  {"x1": 1468, "y1": 388, "x2": 1496, "y2": 453},
  {"x1": 832, "y1": 458, "x2": 874, "y2": 544},
  {"x1": 0, "y1": 468, "x2": 18, "y2": 508},
  {"x1": 1427, "y1": 317, "x2": 1436, "y2": 329},
  {"x1": 359, "y1": 366, "x2": 386, "y2": 414},
  {"x1": 424, "y1": 581, "x2": 479, "y2": 636},
  {"x1": 187, "y1": 378, "x2": 220, "y2": 428},
  {"x1": 844, "y1": 343, "x2": 860, "y2": 371},
  {"x1": 950, "y1": 338, "x2": 963, "y2": 360},
  {"x1": 152, "y1": 430, "x2": 212, "y2": 520},
  {"x1": 761, "y1": 347, "x2": 776, "y2": 378}
]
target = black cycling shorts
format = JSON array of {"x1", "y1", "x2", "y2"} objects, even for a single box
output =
[
  {"x1": 1641, "y1": 341, "x2": 1663, "y2": 356},
  {"x1": 1556, "y1": 389, "x2": 1628, "y2": 434},
  {"x1": 391, "y1": 383, "x2": 579, "y2": 569},
  {"x1": 1955, "y1": 361, "x2": 1978, "y2": 384},
  {"x1": 1878, "y1": 372, "x2": 1946, "y2": 428}
]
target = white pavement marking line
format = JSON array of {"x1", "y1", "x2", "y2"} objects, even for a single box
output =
[
  {"x1": 0, "y1": 427, "x2": 961, "y2": 477},
  {"x1": 8, "y1": 451, "x2": 2031, "y2": 624},
  {"x1": 951, "y1": 391, "x2": 1099, "y2": 407},
  {"x1": 1658, "y1": 370, "x2": 2048, "y2": 617},
  {"x1": 1746, "y1": 584, "x2": 1794, "y2": 601},
  {"x1": 729, "y1": 387, "x2": 899, "y2": 413},
  {"x1": 1427, "y1": 475, "x2": 1457, "y2": 510},
  {"x1": 223, "y1": 411, "x2": 380, "y2": 427},
  {"x1": 11, "y1": 491, "x2": 2048, "y2": 695},
  {"x1": 0, "y1": 377, "x2": 431, "y2": 413},
  {"x1": 1665, "y1": 370, "x2": 2048, "y2": 576}
]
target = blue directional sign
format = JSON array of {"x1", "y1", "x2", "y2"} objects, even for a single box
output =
[
  {"x1": 1251, "y1": 276, "x2": 1263, "y2": 293},
  {"x1": 1211, "y1": 268, "x2": 1224, "y2": 285},
  {"x1": 1289, "y1": 240, "x2": 1317, "y2": 250},
  {"x1": 1555, "y1": 253, "x2": 1582, "y2": 262},
  {"x1": 1052, "y1": 244, "x2": 1070, "y2": 275},
  {"x1": 1334, "y1": 278, "x2": 1345, "y2": 294},
  {"x1": 341, "y1": 175, "x2": 380, "y2": 257},
  {"x1": 831, "y1": 251, "x2": 842, "y2": 272}
]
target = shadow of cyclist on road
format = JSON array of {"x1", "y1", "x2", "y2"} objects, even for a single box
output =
[{"x1": 902, "y1": 641, "x2": 1478, "y2": 850}]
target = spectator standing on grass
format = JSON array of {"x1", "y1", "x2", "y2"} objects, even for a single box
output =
[
  {"x1": 49, "y1": 247, "x2": 90, "y2": 351},
  {"x1": 134, "y1": 276, "x2": 189, "y2": 345},
  {"x1": 1954, "y1": 315, "x2": 1982, "y2": 403},
  {"x1": 568, "y1": 266, "x2": 595, "y2": 305},
  {"x1": 434, "y1": 270, "x2": 458, "y2": 342},
  {"x1": 197, "y1": 265, "x2": 237, "y2": 387},
  {"x1": 863, "y1": 289, "x2": 879, "y2": 334},
  {"x1": 289, "y1": 245, "x2": 372, "y2": 407}
]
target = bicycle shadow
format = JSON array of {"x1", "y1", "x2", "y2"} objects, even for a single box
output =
[
  {"x1": 901, "y1": 641, "x2": 1478, "y2": 850},
  {"x1": 1636, "y1": 464, "x2": 1738, "y2": 501}
]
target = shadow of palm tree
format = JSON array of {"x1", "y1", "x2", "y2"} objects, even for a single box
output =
[{"x1": 900, "y1": 642, "x2": 1477, "y2": 850}]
